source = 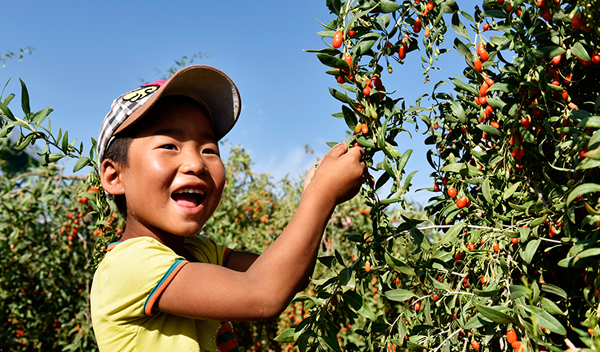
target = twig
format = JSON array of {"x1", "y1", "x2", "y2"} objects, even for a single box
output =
[{"x1": 431, "y1": 328, "x2": 462, "y2": 352}]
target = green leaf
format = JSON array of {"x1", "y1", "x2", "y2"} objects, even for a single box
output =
[
  {"x1": 19, "y1": 78, "x2": 30, "y2": 116},
  {"x1": 377, "y1": 14, "x2": 391, "y2": 30},
  {"x1": 503, "y1": 182, "x2": 520, "y2": 200},
  {"x1": 510, "y1": 285, "x2": 529, "y2": 300},
  {"x1": 450, "y1": 100, "x2": 466, "y2": 123},
  {"x1": 14, "y1": 133, "x2": 34, "y2": 150},
  {"x1": 450, "y1": 78, "x2": 478, "y2": 95},
  {"x1": 521, "y1": 239, "x2": 540, "y2": 265},
  {"x1": 62, "y1": 130, "x2": 69, "y2": 152},
  {"x1": 534, "y1": 46, "x2": 566, "y2": 59},
  {"x1": 385, "y1": 289, "x2": 417, "y2": 302},
  {"x1": 473, "y1": 288, "x2": 502, "y2": 298},
  {"x1": 317, "y1": 53, "x2": 348, "y2": 70},
  {"x1": 441, "y1": 222, "x2": 466, "y2": 244},
  {"x1": 72, "y1": 157, "x2": 90, "y2": 173},
  {"x1": 481, "y1": 10, "x2": 508, "y2": 18},
  {"x1": 577, "y1": 116, "x2": 600, "y2": 129},
  {"x1": 274, "y1": 329, "x2": 296, "y2": 343},
  {"x1": 488, "y1": 83, "x2": 514, "y2": 93},
  {"x1": 43, "y1": 153, "x2": 64, "y2": 164},
  {"x1": 354, "y1": 32, "x2": 380, "y2": 55},
  {"x1": 32, "y1": 107, "x2": 52, "y2": 125},
  {"x1": 342, "y1": 105, "x2": 357, "y2": 130},
  {"x1": 540, "y1": 297, "x2": 565, "y2": 316},
  {"x1": 357, "y1": 136, "x2": 376, "y2": 149},
  {"x1": 329, "y1": 87, "x2": 353, "y2": 105},
  {"x1": 540, "y1": 284, "x2": 567, "y2": 300},
  {"x1": 530, "y1": 306, "x2": 567, "y2": 335},
  {"x1": 566, "y1": 183, "x2": 600, "y2": 206},
  {"x1": 0, "y1": 100, "x2": 16, "y2": 120},
  {"x1": 397, "y1": 148, "x2": 412, "y2": 171},
  {"x1": 477, "y1": 124, "x2": 503, "y2": 137},
  {"x1": 384, "y1": 252, "x2": 416, "y2": 276},
  {"x1": 321, "y1": 334, "x2": 343, "y2": 352},
  {"x1": 464, "y1": 314, "x2": 492, "y2": 329},
  {"x1": 475, "y1": 304, "x2": 515, "y2": 323},
  {"x1": 571, "y1": 42, "x2": 591, "y2": 62},
  {"x1": 452, "y1": 13, "x2": 469, "y2": 40},
  {"x1": 482, "y1": 179, "x2": 494, "y2": 205},
  {"x1": 441, "y1": 162, "x2": 466, "y2": 173},
  {"x1": 343, "y1": 290, "x2": 363, "y2": 311},
  {"x1": 379, "y1": 0, "x2": 400, "y2": 13}
]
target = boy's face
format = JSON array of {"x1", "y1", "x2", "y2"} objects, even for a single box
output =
[{"x1": 117, "y1": 97, "x2": 225, "y2": 238}]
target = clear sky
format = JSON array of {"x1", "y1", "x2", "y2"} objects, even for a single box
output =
[{"x1": 1, "y1": 0, "x2": 480, "y2": 205}]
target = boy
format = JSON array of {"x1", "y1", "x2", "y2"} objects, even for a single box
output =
[{"x1": 91, "y1": 65, "x2": 365, "y2": 351}]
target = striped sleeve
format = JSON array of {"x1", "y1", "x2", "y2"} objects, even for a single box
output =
[{"x1": 143, "y1": 259, "x2": 189, "y2": 316}]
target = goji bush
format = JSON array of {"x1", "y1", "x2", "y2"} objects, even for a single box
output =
[{"x1": 292, "y1": 0, "x2": 600, "y2": 351}]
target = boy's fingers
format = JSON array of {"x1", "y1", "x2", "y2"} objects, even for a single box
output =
[{"x1": 327, "y1": 142, "x2": 349, "y2": 157}]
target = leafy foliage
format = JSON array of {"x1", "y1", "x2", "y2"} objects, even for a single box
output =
[{"x1": 305, "y1": 0, "x2": 600, "y2": 351}]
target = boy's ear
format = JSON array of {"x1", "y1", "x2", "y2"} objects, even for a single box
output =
[{"x1": 100, "y1": 159, "x2": 125, "y2": 196}]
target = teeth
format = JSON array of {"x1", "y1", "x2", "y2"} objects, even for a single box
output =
[{"x1": 174, "y1": 188, "x2": 204, "y2": 195}]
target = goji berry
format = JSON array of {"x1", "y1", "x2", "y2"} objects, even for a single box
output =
[
  {"x1": 447, "y1": 188, "x2": 457, "y2": 198},
  {"x1": 398, "y1": 46, "x2": 406, "y2": 60},
  {"x1": 413, "y1": 18, "x2": 422, "y2": 33},
  {"x1": 332, "y1": 30, "x2": 343, "y2": 48},
  {"x1": 506, "y1": 329, "x2": 517, "y2": 344}
]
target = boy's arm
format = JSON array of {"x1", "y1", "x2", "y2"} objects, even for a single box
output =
[
  {"x1": 157, "y1": 142, "x2": 364, "y2": 321},
  {"x1": 225, "y1": 251, "x2": 258, "y2": 272}
]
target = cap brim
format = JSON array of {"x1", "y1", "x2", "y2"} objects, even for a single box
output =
[{"x1": 114, "y1": 65, "x2": 241, "y2": 140}]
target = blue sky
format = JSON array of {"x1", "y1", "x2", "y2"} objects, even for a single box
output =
[{"x1": 1, "y1": 0, "x2": 480, "y2": 205}]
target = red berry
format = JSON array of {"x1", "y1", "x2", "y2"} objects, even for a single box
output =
[
  {"x1": 592, "y1": 51, "x2": 600, "y2": 64},
  {"x1": 552, "y1": 55, "x2": 561, "y2": 65},
  {"x1": 506, "y1": 329, "x2": 517, "y2": 344},
  {"x1": 541, "y1": 8, "x2": 551, "y2": 21},
  {"x1": 332, "y1": 30, "x2": 343, "y2": 48},
  {"x1": 474, "y1": 59, "x2": 483, "y2": 72},
  {"x1": 571, "y1": 12, "x2": 584, "y2": 29},
  {"x1": 447, "y1": 188, "x2": 457, "y2": 198},
  {"x1": 398, "y1": 46, "x2": 406, "y2": 60},
  {"x1": 413, "y1": 18, "x2": 422, "y2": 33}
]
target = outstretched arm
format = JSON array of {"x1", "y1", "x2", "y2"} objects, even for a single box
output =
[{"x1": 157, "y1": 142, "x2": 364, "y2": 321}]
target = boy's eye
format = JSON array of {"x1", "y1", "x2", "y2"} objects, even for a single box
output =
[
  {"x1": 159, "y1": 144, "x2": 178, "y2": 150},
  {"x1": 202, "y1": 148, "x2": 218, "y2": 155}
]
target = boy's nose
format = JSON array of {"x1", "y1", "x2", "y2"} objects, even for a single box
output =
[{"x1": 180, "y1": 151, "x2": 207, "y2": 175}]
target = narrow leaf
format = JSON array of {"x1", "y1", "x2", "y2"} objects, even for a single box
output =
[
  {"x1": 441, "y1": 222, "x2": 466, "y2": 244},
  {"x1": 385, "y1": 289, "x2": 416, "y2": 302},
  {"x1": 475, "y1": 304, "x2": 515, "y2": 323},
  {"x1": 19, "y1": 78, "x2": 30, "y2": 116}
]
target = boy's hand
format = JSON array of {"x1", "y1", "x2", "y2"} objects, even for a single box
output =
[{"x1": 302, "y1": 142, "x2": 364, "y2": 204}]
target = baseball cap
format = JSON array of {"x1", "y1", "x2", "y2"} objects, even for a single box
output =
[{"x1": 97, "y1": 65, "x2": 241, "y2": 162}]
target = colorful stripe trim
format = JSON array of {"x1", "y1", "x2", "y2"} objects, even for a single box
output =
[
  {"x1": 106, "y1": 242, "x2": 122, "y2": 251},
  {"x1": 143, "y1": 259, "x2": 189, "y2": 316}
]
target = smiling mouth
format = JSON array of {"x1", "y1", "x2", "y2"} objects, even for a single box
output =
[{"x1": 171, "y1": 188, "x2": 206, "y2": 208}]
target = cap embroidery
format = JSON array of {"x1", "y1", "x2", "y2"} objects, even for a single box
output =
[{"x1": 122, "y1": 85, "x2": 160, "y2": 102}]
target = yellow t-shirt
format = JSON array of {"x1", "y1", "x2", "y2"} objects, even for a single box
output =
[{"x1": 91, "y1": 235, "x2": 239, "y2": 352}]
